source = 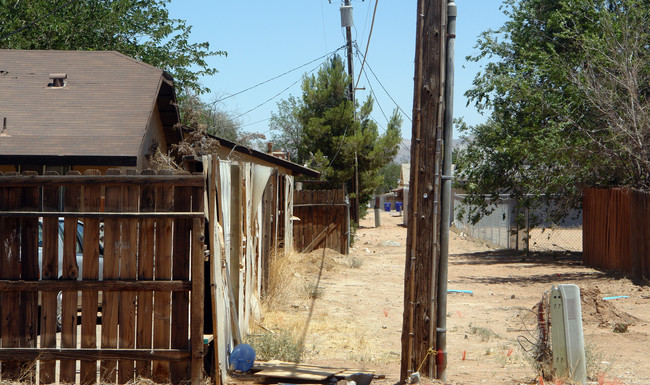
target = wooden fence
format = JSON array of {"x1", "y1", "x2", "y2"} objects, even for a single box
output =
[
  {"x1": 293, "y1": 189, "x2": 349, "y2": 255},
  {"x1": 0, "y1": 170, "x2": 205, "y2": 384},
  {"x1": 583, "y1": 188, "x2": 650, "y2": 279}
]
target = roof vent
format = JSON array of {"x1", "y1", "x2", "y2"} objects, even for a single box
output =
[{"x1": 48, "y1": 73, "x2": 67, "y2": 87}]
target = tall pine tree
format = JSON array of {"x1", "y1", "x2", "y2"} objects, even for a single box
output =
[{"x1": 271, "y1": 55, "x2": 402, "y2": 210}]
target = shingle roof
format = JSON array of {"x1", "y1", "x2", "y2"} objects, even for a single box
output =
[{"x1": 0, "y1": 49, "x2": 180, "y2": 166}]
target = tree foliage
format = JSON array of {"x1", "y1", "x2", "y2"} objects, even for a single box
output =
[
  {"x1": 179, "y1": 91, "x2": 242, "y2": 142},
  {"x1": 270, "y1": 56, "x2": 402, "y2": 207},
  {"x1": 0, "y1": 0, "x2": 223, "y2": 95},
  {"x1": 456, "y1": 0, "x2": 650, "y2": 223},
  {"x1": 375, "y1": 162, "x2": 402, "y2": 195}
]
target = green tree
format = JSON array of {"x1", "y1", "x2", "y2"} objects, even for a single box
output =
[
  {"x1": 456, "y1": 0, "x2": 650, "y2": 224},
  {"x1": 179, "y1": 91, "x2": 242, "y2": 142},
  {"x1": 0, "y1": 0, "x2": 222, "y2": 95},
  {"x1": 271, "y1": 55, "x2": 402, "y2": 208},
  {"x1": 270, "y1": 95, "x2": 303, "y2": 161},
  {"x1": 375, "y1": 162, "x2": 402, "y2": 195}
]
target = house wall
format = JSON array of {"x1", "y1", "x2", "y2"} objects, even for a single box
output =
[{"x1": 138, "y1": 101, "x2": 167, "y2": 170}]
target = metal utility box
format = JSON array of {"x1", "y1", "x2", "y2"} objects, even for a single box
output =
[
  {"x1": 550, "y1": 284, "x2": 587, "y2": 384},
  {"x1": 340, "y1": 5, "x2": 353, "y2": 27}
]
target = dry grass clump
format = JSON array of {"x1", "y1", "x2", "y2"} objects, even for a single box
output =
[
  {"x1": 264, "y1": 248, "x2": 306, "y2": 307},
  {"x1": 246, "y1": 329, "x2": 304, "y2": 363}
]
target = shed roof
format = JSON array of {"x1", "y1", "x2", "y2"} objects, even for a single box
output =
[{"x1": 0, "y1": 49, "x2": 180, "y2": 166}]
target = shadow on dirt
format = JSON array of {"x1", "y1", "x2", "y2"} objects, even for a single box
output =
[
  {"x1": 449, "y1": 249, "x2": 627, "y2": 286},
  {"x1": 451, "y1": 249, "x2": 582, "y2": 267}
]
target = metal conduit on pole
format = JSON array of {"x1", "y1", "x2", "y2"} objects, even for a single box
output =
[{"x1": 437, "y1": 1, "x2": 456, "y2": 381}]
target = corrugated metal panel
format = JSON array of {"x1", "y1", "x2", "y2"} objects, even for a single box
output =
[{"x1": 0, "y1": 50, "x2": 176, "y2": 160}]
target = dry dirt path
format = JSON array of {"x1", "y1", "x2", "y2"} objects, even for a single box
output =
[{"x1": 260, "y1": 210, "x2": 650, "y2": 385}]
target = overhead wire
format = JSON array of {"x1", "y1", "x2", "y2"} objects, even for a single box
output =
[
  {"x1": 354, "y1": 0, "x2": 379, "y2": 90},
  {"x1": 320, "y1": 0, "x2": 329, "y2": 51},
  {"x1": 232, "y1": 48, "x2": 341, "y2": 121},
  {"x1": 0, "y1": 0, "x2": 79, "y2": 40},
  {"x1": 355, "y1": 44, "x2": 413, "y2": 123},
  {"x1": 209, "y1": 45, "x2": 345, "y2": 106}
]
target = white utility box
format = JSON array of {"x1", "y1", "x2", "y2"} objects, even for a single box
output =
[{"x1": 550, "y1": 284, "x2": 587, "y2": 384}]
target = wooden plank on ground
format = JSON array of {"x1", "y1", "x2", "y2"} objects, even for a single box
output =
[
  {"x1": 118, "y1": 169, "x2": 139, "y2": 383},
  {"x1": 0, "y1": 183, "x2": 21, "y2": 380},
  {"x1": 171, "y1": 184, "x2": 191, "y2": 384},
  {"x1": 40, "y1": 173, "x2": 60, "y2": 384},
  {"x1": 136, "y1": 169, "x2": 156, "y2": 379},
  {"x1": 253, "y1": 360, "x2": 344, "y2": 381},
  {"x1": 101, "y1": 168, "x2": 122, "y2": 383},
  {"x1": 253, "y1": 360, "x2": 375, "y2": 380},
  {"x1": 61, "y1": 171, "x2": 81, "y2": 383},
  {"x1": 81, "y1": 169, "x2": 102, "y2": 385},
  {"x1": 153, "y1": 170, "x2": 174, "y2": 383}
]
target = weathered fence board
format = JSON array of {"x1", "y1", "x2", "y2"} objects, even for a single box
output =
[
  {"x1": 1, "y1": 178, "x2": 21, "y2": 379},
  {"x1": 61, "y1": 171, "x2": 81, "y2": 382},
  {"x1": 293, "y1": 189, "x2": 349, "y2": 255},
  {"x1": 583, "y1": 188, "x2": 650, "y2": 279},
  {"x1": 40, "y1": 176, "x2": 59, "y2": 383},
  {"x1": 0, "y1": 169, "x2": 205, "y2": 385},
  {"x1": 81, "y1": 169, "x2": 102, "y2": 385},
  {"x1": 153, "y1": 170, "x2": 174, "y2": 383},
  {"x1": 136, "y1": 169, "x2": 155, "y2": 379},
  {"x1": 101, "y1": 169, "x2": 122, "y2": 383}
]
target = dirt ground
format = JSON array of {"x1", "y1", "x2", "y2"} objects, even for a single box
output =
[{"x1": 257, "y1": 210, "x2": 650, "y2": 385}]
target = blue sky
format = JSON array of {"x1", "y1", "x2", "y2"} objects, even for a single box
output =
[{"x1": 167, "y1": 0, "x2": 508, "y2": 141}]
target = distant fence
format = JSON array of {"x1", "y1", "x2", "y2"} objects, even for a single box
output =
[
  {"x1": 0, "y1": 170, "x2": 205, "y2": 384},
  {"x1": 453, "y1": 191, "x2": 582, "y2": 252},
  {"x1": 583, "y1": 188, "x2": 650, "y2": 279},
  {"x1": 293, "y1": 189, "x2": 349, "y2": 255}
]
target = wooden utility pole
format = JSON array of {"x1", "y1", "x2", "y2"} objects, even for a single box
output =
[
  {"x1": 400, "y1": 0, "x2": 446, "y2": 382},
  {"x1": 342, "y1": 0, "x2": 359, "y2": 224}
]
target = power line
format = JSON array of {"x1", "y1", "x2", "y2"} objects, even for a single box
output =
[
  {"x1": 232, "y1": 50, "x2": 338, "y2": 121},
  {"x1": 355, "y1": 45, "x2": 413, "y2": 123},
  {"x1": 210, "y1": 45, "x2": 345, "y2": 106},
  {"x1": 0, "y1": 0, "x2": 79, "y2": 41},
  {"x1": 355, "y1": 0, "x2": 379, "y2": 90},
  {"x1": 358, "y1": 52, "x2": 389, "y2": 122}
]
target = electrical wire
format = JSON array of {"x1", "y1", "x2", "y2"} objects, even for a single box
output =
[
  {"x1": 209, "y1": 45, "x2": 345, "y2": 106},
  {"x1": 320, "y1": 0, "x2": 329, "y2": 51},
  {"x1": 354, "y1": 0, "x2": 379, "y2": 90},
  {"x1": 0, "y1": 0, "x2": 79, "y2": 40},
  {"x1": 359, "y1": 56, "x2": 389, "y2": 122},
  {"x1": 355, "y1": 45, "x2": 413, "y2": 122},
  {"x1": 232, "y1": 49, "x2": 340, "y2": 121}
]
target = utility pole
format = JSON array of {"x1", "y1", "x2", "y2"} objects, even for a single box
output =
[
  {"x1": 400, "y1": 0, "x2": 447, "y2": 382},
  {"x1": 341, "y1": 0, "x2": 359, "y2": 224},
  {"x1": 343, "y1": 0, "x2": 355, "y2": 107}
]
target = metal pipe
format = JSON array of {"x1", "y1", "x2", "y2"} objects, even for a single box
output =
[{"x1": 437, "y1": 1, "x2": 456, "y2": 381}]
